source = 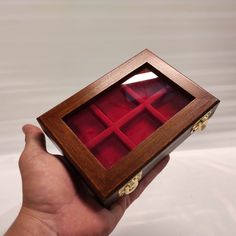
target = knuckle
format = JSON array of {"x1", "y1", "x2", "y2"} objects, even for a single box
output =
[{"x1": 18, "y1": 152, "x2": 25, "y2": 169}]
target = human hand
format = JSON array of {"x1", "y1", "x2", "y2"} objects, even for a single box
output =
[{"x1": 5, "y1": 124, "x2": 169, "y2": 236}]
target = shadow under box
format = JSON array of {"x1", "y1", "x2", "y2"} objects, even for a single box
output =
[{"x1": 63, "y1": 66, "x2": 193, "y2": 169}]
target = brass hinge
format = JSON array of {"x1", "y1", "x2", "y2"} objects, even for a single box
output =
[
  {"x1": 191, "y1": 110, "x2": 212, "y2": 134},
  {"x1": 118, "y1": 171, "x2": 142, "y2": 197}
]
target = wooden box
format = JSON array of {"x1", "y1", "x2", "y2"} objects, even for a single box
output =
[{"x1": 37, "y1": 49, "x2": 220, "y2": 206}]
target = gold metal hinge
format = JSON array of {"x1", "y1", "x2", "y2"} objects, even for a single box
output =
[
  {"x1": 118, "y1": 171, "x2": 142, "y2": 197},
  {"x1": 191, "y1": 110, "x2": 212, "y2": 134}
]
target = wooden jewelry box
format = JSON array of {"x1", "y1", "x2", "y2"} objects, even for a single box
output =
[{"x1": 37, "y1": 49, "x2": 220, "y2": 206}]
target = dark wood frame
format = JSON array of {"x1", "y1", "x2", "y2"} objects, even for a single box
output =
[{"x1": 37, "y1": 49, "x2": 219, "y2": 204}]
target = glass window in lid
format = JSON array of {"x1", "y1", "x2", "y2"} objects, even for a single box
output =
[{"x1": 63, "y1": 64, "x2": 193, "y2": 169}]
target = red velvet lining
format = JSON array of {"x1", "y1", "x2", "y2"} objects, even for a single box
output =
[
  {"x1": 91, "y1": 134, "x2": 130, "y2": 169},
  {"x1": 121, "y1": 110, "x2": 162, "y2": 145},
  {"x1": 64, "y1": 108, "x2": 107, "y2": 145},
  {"x1": 95, "y1": 87, "x2": 137, "y2": 122},
  {"x1": 152, "y1": 88, "x2": 192, "y2": 120},
  {"x1": 64, "y1": 68, "x2": 193, "y2": 169}
]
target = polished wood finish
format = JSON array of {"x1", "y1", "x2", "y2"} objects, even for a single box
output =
[{"x1": 37, "y1": 49, "x2": 220, "y2": 206}]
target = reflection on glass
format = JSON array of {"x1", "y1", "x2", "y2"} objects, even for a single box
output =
[{"x1": 63, "y1": 65, "x2": 193, "y2": 169}]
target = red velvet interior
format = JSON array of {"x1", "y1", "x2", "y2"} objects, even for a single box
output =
[
  {"x1": 64, "y1": 66, "x2": 193, "y2": 169},
  {"x1": 64, "y1": 108, "x2": 107, "y2": 145},
  {"x1": 95, "y1": 87, "x2": 137, "y2": 122},
  {"x1": 152, "y1": 88, "x2": 192, "y2": 120},
  {"x1": 91, "y1": 134, "x2": 130, "y2": 169},
  {"x1": 121, "y1": 110, "x2": 162, "y2": 145}
]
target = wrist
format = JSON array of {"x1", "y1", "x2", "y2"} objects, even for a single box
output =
[{"x1": 5, "y1": 206, "x2": 57, "y2": 236}]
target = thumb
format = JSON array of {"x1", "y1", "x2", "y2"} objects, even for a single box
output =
[{"x1": 22, "y1": 124, "x2": 47, "y2": 153}]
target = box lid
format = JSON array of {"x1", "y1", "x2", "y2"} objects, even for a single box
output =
[{"x1": 37, "y1": 49, "x2": 219, "y2": 203}]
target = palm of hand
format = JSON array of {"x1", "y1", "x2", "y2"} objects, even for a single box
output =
[
  {"x1": 17, "y1": 125, "x2": 169, "y2": 236},
  {"x1": 20, "y1": 136, "x2": 122, "y2": 235}
]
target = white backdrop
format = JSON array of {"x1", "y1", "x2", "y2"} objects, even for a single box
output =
[{"x1": 0, "y1": 0, "x2": 236, "y2": 235}]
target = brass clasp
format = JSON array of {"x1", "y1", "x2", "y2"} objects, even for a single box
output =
[
  {"x1": 191, "y1": 110, "x2": 212, "y2": 134},
  {"x1": 118, "y1": 171, "x2": 142, "y2": 197}
]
